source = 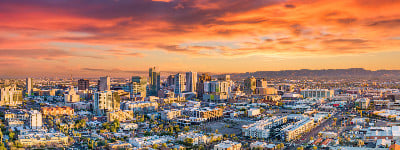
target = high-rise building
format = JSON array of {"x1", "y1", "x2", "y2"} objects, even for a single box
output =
[
  {"x1": 78, "y1": 79, "x2": 90, "y2": 91},
  {"x1": 131, "y1": 76, "x2": 147, "y2": 98},
  {"x1": 197, "y1": 73, "x2": 212, "y2": 99},
  {"x1": 149, "y1": 67, "x2": 161, "y2": 96},
  {"x1": 185, "y1": 71, "x2": 197, "y2": 92},
  {"x1": 29, "y1": 110, "x2": 42, "y2": 129},
  {"x1": 26, "y1": 77, "x2": 33, "y2": 96},
  {"x1": 174, "y1": 73, "x2": 185, "y2": 95},
  {"x1": 98, "y1": 76, "x2": 111, "y2": 91},
  {"x1": 256, "y1": 78, "x2": 267, "y2": 88},
  {"x1": 244, "y1": 77, "x2": 256, "y2": 95},
  {"x1": 94, "y1": 91, "x2": 121, "y2": 115},
  {"x1": 0, "y1": 85, "x2": 23, "y2": 106},
  {"x1": 167, "y1": 75, "x2": 175, "y2": 87}
]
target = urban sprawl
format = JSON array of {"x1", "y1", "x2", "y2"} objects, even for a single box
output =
[{"x1": 1, "y1": 67, "x2": 400, "y2": 150}]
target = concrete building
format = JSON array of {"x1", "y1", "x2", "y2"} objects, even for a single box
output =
[
  {"x1": 182, "y1": 107, "x2": 223, "y2": 121},
  {"x1": 160, "y1": 109, "x2": 182, "y2": 120},
  {"x1": 107, "y1": 110, "x2": 134, "y2": 122},
  {"x1": 29, "y1": 110, "x2": 43, "y2": 129},
  {"x1": 18, "y1": 130, "x2": 68, "y2": 146},
  {"x1": 78, "y1": 79, "x2": 90, "y2": 91},
  {"x1": 64, "y1": 86, "x2": 80, "y2": 103},
  {"x1": 0, "y1": 85, "x2": 23, "y2": 106},
  {"x1": 242, "y1": 116, "x2": 288, "y2": 138},
  {"x1": 256, "y1": 78, "x2": 267, "y2": 87},
  {"x1": 214, "y1": 140, "x2": 242, "y2": 150},
  {"x1": 355, "y1": 98, "x2": 371, "y2": 109},
  {"x1": 93, "y1": 90, "x2": 121, "y2": 115},
  {"x1": 248, "y1": 108, "x2": 261, "y2": 117},
  {"x1": 283, "y1": 118, "x2": 314, "y2": 142},
  {"x1": 131, "y1": 76, "x2": 147, "y2": 98},
  {"x1": 98, "y1": 76, "x2": 111, "y2": 91},
  {"x1": 186, "y1": 71, "x2": 197, "y2": 92},
  {"x1": 300, "y1": 89, "x2": 334, "y2": 98},
  {"x1": 121, "y1": 101, "x2": 158, "y2": 112},
  {"x1": 41, "y1": 106, "x2": 74, "y2": 116}
]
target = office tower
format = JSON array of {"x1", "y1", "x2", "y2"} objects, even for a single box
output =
[
  {"x1": 131, "y1": 76, "x2": 147, "y2": 98},
  {"x1": 78, "y1": 79, "x2": 90, "y2": 90},
  {"x1": 149, "y1": 67, "x2": 160, "y2": 96},
  {"x1": 26, "y1": 77, "x2": 33, "y2": 96},
  {"x1": 217, "y1": 75, "x2": 231, "y2": 81},
  {"x1": 256, "y1": 78, "x2": 268, "y2": 87},
  {"x1": 64, "y1": 86, "x2": 80, "y2": 103},
  {"x1": 196, "y1": 73, "x2": 212, "y2": 99},
  {"x1": 174, "y1": 73, "x2": 185, "y2": 95},
  {"x1": 98, "y1": 76, "x2": 111, "y2": 91},
  {"x1": 0, "y1": 85, "x2": 23, "y2": 106},
  {"x1": 167, "y1": 75, "x2": 175, "y2": 87},
  {"x1": 185, "y1": 71, "x2": 197, "y2": 92},
  {"x1": 94, "y1": 91, "x2": 121, "y2": 115},
  {"x1": 29, "y1": 110, "x2": 43, "y2": 129},
  {"x1": 244, "y1": 76, "x2": 256, "y2": 95}
]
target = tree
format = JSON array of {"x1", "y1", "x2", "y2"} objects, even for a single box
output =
[
  {"x1": 162, "y1": 143, "x2": 167, "y2": 148},
  {"x1": 153, "y1": 144, "x2": 159, "y2": 149},
  {"x1": 215, "y1": 129, "x2": 219, "y2": 134},
  {"x1": 310, "y1": 137, "x2": 314, "y2": 141},
  {"x1": 8, "y1": 131, "x2": 15, "y2": 141},
  {"x1": 184, "y1": 126, "x2": 190, "y2": 132}
]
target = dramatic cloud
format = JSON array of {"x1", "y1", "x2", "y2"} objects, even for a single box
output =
[{"x1": 0, "y1": 0, "x2": 400, "y2": 75}]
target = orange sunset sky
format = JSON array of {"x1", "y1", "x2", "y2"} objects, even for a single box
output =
[{"x1": 1, "y1": 0, "x2": 400, "y2": 77}]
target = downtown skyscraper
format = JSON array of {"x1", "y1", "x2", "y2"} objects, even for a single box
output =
[
  {"x1": 185, "y1": 71, "x2": 197, "y2": 92},
  {"x1": 148, "y1": 67, "x2": 160, "y2": 96}
]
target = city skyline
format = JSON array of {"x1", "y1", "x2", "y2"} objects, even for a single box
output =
[{"x1": 1, "y1": 0, "x2": 400, "y2": 76}]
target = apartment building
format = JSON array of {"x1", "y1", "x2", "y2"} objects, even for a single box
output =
[
  {"x1": 242, "y1": 116, "x2": 288, "y2": 138},
  {"x1": 41, "y1": 106, "x2": 74, "y2": 116},
  {"x1": 107, "y1": 110, "x2": 134, "y2": 122},
  {"x1": 160, "y1": 109, "x2": 182, "y2": 120},
  {"x1": 283, "y1": 118, "x2": 314, "y2": 142}
]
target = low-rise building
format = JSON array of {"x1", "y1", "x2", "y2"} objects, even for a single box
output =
[
  {"x1": 107, "y1": 110, "x2": 134, "y2": 122},
  {"x1": 41, "y1": 106, "x2": 74, "y2": 116},
  {"x1": 283, "y1": 118, "x2": 314, "y2": 142},
  {"x1": 214, "y1": 140, "x2": 241, "y2": 150}
]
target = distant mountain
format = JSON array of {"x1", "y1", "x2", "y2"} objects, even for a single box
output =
[{"x1": 225, "y1": 68, "x2": 400, "y2": 80}]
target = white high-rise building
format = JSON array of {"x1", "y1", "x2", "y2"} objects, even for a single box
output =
[
  {"x1": 26, "y1": 77, "x2": 33, "y2": 96},
  {"x1": 29, "y1": 110, "x2": 42, "y2": 129},
  {"x1": 185, "y1": 71, "x2": 197, "y2": 92},
  {"x1": 98, "y1": 76, "x2": 111, "y2": 91},
  {"x1": 94, "y1": 91, "x2": 120, "y2": 115},
  {"x1": 174, "y1": 73, "x2": 185, "y2": 95}
]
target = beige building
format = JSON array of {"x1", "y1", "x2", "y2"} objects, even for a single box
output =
[
  {"x1": 214, "y1": 140, "x2": 242, "y2": 150},
  {"x1": 107, "y1": 110, "x2": 134, "y2": 122},
  {"x1": 18, "y1": 130, "x2": 68, "y2": 147},
  {"x1": 64, "y1": 86, "x2": 80, "y2": 103},
  {"x1": 0, "y1": 85, "x2": 23, "y2": 106},
  {"x1": 283, "y1": 118, "x2": 314, "y2": 142},
  {"x1": 161, "y1": 109, "x2": 181, "y2": 120}
]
